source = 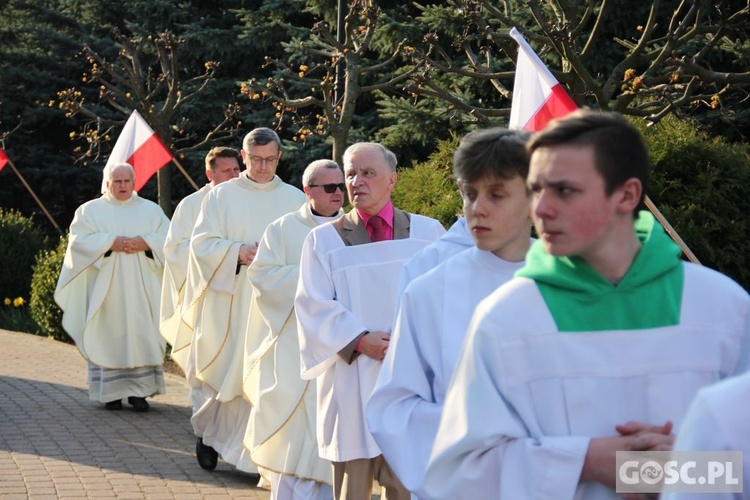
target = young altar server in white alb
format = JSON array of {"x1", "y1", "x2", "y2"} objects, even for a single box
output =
[
  {"x1": 424, "y1": 110, "x2": 750, "y2": 500},
  {"x1": 398, "y1": 214, "x2": 473, "y2": 292},
  {"x1": 662, "y1": 371, "x2": 750, "y2": 500},
  {"x1": 295, "y1": 142, "x2": 445, "y2": 500},
  {"x1": 243, "y1": 159, "x2": 346, "y2": 500},
  {"x1": 56, "y1": 163, "x2": 170, "y2": 412},
  {"x1": 159, "y1": 146, "x2": 241, "y2": 370},
  {"x1": 179, "y1": 128, "x2": 306, "y2": 473},
  {"x1": 367, "y1": 128, "x2": 534, "y2": 498}
]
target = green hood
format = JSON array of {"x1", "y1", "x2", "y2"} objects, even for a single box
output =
[{"x1": 516, "y1": 211, "x2": 684, "y2": 332}]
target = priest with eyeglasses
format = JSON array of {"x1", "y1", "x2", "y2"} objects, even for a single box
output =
[{"x1": 177, "y1": 127, "x2": 306, "y2": 475}]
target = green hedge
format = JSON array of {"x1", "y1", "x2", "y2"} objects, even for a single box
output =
[
  {"x1": 392, "y1": 135, "x2": 463, "y2": 229},
  {"x1": 639, "y1": 116, "x2": 750, "y2": 291},
  {"x1": 0, "y1": 208, "x2": 48, "y2": 300},
  {"x1": 30, "y1": 235, "x2": 71, "y2": 342}
]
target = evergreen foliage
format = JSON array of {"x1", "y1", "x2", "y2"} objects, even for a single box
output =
[
  {"x1": 639, "y1": 116, "x2": 750, "y2": 290},
  {"x1": 392, "y1": 136, "x2": 463, "y2": 228},
  {"x1": 0, "y1": 209, "x2": 48, "y2": 300},
  {"x1": 1, "y1": 0, "x2": 749, "y2": 292},
  {"x1": 30, "y1": 235, "x2": 70, "y2": 342}
]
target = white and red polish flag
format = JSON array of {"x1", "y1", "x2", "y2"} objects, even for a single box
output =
[
  {"x1": 508, "y1": 27, "x2": 578, "y2": 132},
  {"x1": 102, "y1": 109, "x2": 173, "y2": 192},
  {"x1": 0, "y1": 148, "x2": 9, "y2": 172}
]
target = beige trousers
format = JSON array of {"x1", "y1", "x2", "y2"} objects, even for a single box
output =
[{"x1": 332, "y1": 455, "x2": 410, "y2": 500}]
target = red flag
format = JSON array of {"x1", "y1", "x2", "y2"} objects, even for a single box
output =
[
  {"x1": 508, "y1": 27, "x2": 578, "y2": 132},
  {"x1": 103, "y1": 110, "x2": 173, "y2": 192},
  {"x1": 0, "y1": 148, "x2": 8, "y2": 172}
]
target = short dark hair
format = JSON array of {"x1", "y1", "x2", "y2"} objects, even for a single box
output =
[
  {"x1": 242, "y1": 127, "x2": 282, "y2": 152},
  {"x1": 527, "y1": 109, "x2": 649, "y2": 216},
  {"x1": 205, "y1": 146, "x2": 241, "y2": 171},
  {"x1": 453, "y1": 128, "x2": 530, "y2": 184}
]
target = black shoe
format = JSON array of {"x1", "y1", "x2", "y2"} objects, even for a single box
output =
[
  {"x1": 196, "y1": 438, "x2": 218, "y2": 471},
  {"x1": 105, "y1": 399, "x2": 123, "y2": 410},
  {"x1": 127, "y1": 396, "x2": 150, "y2": 412}
]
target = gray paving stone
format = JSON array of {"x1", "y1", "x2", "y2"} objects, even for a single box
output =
[{"x1": 0, "y1": 329, "x2": 270, "y2": 499}]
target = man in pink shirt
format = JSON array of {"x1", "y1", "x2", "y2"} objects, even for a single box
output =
[{"x1": 295, "y1": 143, "x2": 445, "y2": 499}]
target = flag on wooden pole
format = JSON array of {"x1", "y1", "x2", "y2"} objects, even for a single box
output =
[
  {"x1": 103, "y1": 110, "x2": 173, "y2": 192},
  {"x1": 0, "y1": 148, "x2": 63, "y2": 234},
  {"x1": 508, "y1": 27, "x2": 577, "y2": 132},
  {"x1": 0, "y1": 148, "x2": 8, "y2": 171},
  {"x1": 507, "y1": 28, "x2": 701, "y2": 265}
]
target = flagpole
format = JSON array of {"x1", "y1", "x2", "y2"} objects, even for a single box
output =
[
  {"x1": 507, "y1": 28, "x2": 701, "y2": 265},
  {"x1": 171, "y1": 157, "x2": 200, "y2": 191},
  {"x1": 644, "y1": 196, "x2": 700, "y2": 265},
  {"x1": 4, "y1": 158, "x2": 63, "y2": 235}
]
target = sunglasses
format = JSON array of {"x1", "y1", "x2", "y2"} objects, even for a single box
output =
[{"x1": 309, "y1": 183, "x2": 345, "y2": 194}]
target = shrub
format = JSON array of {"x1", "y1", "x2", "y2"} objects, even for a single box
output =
[
  {"x1": 637, "y1": 115, "x2": 750, "y2": 290},
  {"x1": 392, "y1": 135, "x2": 463, "y2": 228},
  {"x1": 30, "y1": 235, "x2": 71, "y2": 343},
  {"x1": 0, "y1": 208, "x2": 48, "y2": 299}
]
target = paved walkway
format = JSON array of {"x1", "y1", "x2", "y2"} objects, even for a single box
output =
[{"x1": 0, "y1": 329, "x2": 270, "y2": 499}]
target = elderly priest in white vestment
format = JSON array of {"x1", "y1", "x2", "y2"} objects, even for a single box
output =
[
  {"x1": 295, "y1": 142, "x2": 445, "y2": 500},
  {"x1": 55, "y1": 163, "x2": 170, "y2": 413},
  {"x1": 178, "y1": 128, "x2": 306, "y2": 473},
  {"x1": 243, "y1": 159, "x2": 346, "y2": 500},
  {"x1": 159, "y1": 146, "x2": 241, "y2": 371}
]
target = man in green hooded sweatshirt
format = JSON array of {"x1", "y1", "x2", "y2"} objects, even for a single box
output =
[{"x1": 424, "y1": 109, "x2": 750, "y2": 500}]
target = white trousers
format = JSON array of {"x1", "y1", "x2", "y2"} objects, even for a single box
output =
[{"x1": 269, "y1": 471, "x2": 333, "y2": 500}]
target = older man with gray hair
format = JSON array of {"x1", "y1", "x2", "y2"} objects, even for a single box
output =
[
  {"x1": 295, "y1": 143, "x2": 445, "y2": 499},
  {"x1": 56, "y1": 163, "x2": 170, "y2": 413}
]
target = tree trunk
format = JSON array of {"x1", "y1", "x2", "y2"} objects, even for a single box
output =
[
  {"x1": 157, "y1": 168, "x2": 172, "y2": 217},
  {"x1": 332, "y1": 129, "x2": 347, "y2": 169}
]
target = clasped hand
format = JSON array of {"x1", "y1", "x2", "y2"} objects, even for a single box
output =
[
  {"x1": 358, "y1": 331, "x2": 390, "y2": 361},
  {"x1": 238, "y1": 242, "x2": 259, "y2": 266},
  {"x1": 111, "y1": 236, "x2": 149, "y2": 253}
]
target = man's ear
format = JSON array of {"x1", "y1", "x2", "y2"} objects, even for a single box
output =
[
  {"x1": 303, "y1": 185, "x2": 313, "y2": 198},
  {"x1": 616, "y1": 177, "x2": 643, "y2": 215}
]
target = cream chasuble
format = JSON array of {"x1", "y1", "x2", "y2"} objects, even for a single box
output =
[
  {"x1": 243, "y1": 204, "x2": 342, "y2": 484},
  {"x1": 55, "y1": 191, "x2": 169, "y2": 369},
  {"x1": 179, "y1": 174, "x2": 306, "y2": 401},
  {"x1": 159, "y1": 184, "x2": 210, "y2": 370},
  {"x1": 295, "y1": 212, "x2": 445, "y2": 462}
]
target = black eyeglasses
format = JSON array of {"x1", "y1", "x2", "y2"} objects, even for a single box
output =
[{"x1": 309, "y1": 183, "x2": 345, "y2": 193}]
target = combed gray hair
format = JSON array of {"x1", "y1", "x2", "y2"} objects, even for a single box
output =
[
  {"x1": 343, "y1": 142, "x2": 397, "y2": 172},
  {"x1": 302, "y1": 159, "x2": 341, "y2": 187},
  {"x1": 242, "y1": 127, "x2": 281, "y2": 152}
]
